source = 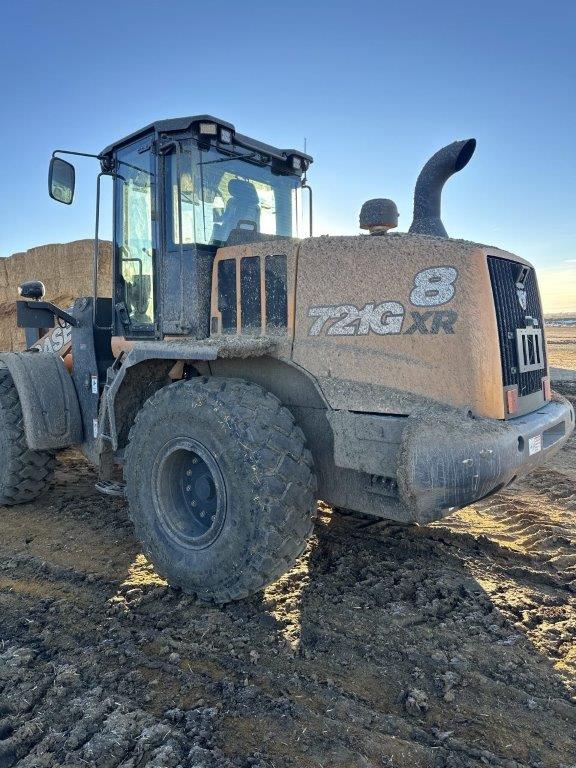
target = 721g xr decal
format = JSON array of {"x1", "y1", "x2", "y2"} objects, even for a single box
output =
[{"x1": 307, "y1": 267, "x2": 458, "y2": 337}]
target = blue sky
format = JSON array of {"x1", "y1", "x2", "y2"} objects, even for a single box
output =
[{"x1": 1, "y1": 0, "x2": 574, "y2": 311}]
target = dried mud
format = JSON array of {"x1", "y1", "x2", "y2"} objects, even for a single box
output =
[{"x1": 1, "y1": 383, "x2": 576, "y2": 768}]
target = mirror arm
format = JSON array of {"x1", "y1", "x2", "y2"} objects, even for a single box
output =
[{"x1": 52, "y1": 149, "x2": 102, "y2": 161}]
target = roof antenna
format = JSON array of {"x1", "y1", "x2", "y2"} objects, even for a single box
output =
[{"x1": 301, "y1": 137, "x2": 312, "y2": 236}]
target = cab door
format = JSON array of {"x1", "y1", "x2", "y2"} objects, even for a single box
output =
[{"x1": 114, "y1": 136, "x2": 158, "y2": 337}]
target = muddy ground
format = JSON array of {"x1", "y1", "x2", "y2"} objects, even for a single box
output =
[
  {"x1": 546, "y1": 326, "x2": 576, "y2": 372},
  {"x1": 1, "y1": 381, "x2": 575, "y2": 768}
]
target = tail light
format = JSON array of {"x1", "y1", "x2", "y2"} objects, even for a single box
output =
[{"x1": 506, "y1": 387, "x2": 519, "y2": 415}]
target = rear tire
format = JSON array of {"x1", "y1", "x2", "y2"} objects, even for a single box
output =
[
  {"x1": 124, "y1": 377, "x2": 317, "y2": 602},
  {"x1": 0, "y1": 363, "x2": 56, "y2": 505}
]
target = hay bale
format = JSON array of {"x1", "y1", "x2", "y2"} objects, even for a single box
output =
[
  {"x1": 56, "y1": 240, "x2": 91, "y2": 296},
  {"x1": 4, "y1": 252, "x2": 29, "y2": 298},
  {"x1": 0, "y1": 259, "x2": 9, "y2": 305},
  {"x1": 0, "y1": 240, "x2": 112, "y2": 351},
  {"x1": 0, "y1": 301, "x2": 16, "y2": 351}
]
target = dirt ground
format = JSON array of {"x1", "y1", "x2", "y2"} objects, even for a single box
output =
[
  {"x1": 1, "y1": 378, "x2": 576, "y2": 767},
  {"x1": 546, "y1": 326, "x2": 576, "y2": 371}
]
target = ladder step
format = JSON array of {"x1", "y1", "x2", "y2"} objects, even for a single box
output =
[{"x1": 95, "y1": 480, "x2": 126, "y2": 498}]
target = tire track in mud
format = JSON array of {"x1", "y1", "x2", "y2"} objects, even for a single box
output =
[
  {"x1": 442, "y1": 387, "x2": 576, "y2": 572},
  {"x1": 0, "y1": 390, "x2": 575, "y2": 767},
  {"x1": 434, "y1": 385, "x2": 576, "y2": 690}
]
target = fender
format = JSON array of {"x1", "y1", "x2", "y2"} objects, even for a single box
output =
[
  {"x1": 0, "y1": 352, "x2": 83, "y2": 450},
  {"x1": 100, "y1": 336, "x2": 278, "y2": 450}
]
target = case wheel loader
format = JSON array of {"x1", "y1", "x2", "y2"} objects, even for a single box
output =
[{"x1": 2, "y1": 115, "x2": 573, "y2": 602}]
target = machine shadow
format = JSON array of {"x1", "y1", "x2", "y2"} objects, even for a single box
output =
[{"x1": 259, "y1": 505, "x2": 576, "y2": 765}]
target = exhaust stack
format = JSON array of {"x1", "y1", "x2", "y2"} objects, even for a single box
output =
[{"x1": 409, "y1": 138, "x2": 476, "y2": 237}]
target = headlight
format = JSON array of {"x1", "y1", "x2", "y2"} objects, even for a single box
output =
[
  {"x1": 199, "y1": 122, "x2": 218, "y2": 136},
  {"x1": 291, "y1": 155, "x2": 302, "y2": 171}
]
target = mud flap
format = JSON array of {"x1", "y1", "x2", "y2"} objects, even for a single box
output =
[{"x1": 0, "y1": 352, "x2": 83, "y2": 450}]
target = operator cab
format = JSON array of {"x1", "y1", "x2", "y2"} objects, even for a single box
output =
[{"x1": 49, "y1": 115, "x2": 312, "y2": 341}]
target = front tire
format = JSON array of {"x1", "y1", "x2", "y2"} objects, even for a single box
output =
[
  {"x1": 0, "y1": 363, "x2": 56, "y2": 505},
  {"x1": 124, "y1": 377, "x2": 317, "y2": 602}
]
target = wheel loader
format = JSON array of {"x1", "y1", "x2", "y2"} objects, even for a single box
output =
[{"x1": 1, "y1": 115, "x2": 573, "y2": 602}]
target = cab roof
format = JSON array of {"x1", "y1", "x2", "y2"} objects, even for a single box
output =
[{"x1": 99, "y1": 114, "x2": 313, "y2": 166}]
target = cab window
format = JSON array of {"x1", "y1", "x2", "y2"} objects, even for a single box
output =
[
  {"x1": 115, "y1": 140, "x2": 156, "y2": 327},
  {"x1": 167, "y1": 141, "x2": 301, "y2": 248}
]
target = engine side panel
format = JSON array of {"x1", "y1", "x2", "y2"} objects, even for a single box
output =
[{"x1": 292, "y1": 235, "x2": 519, "y2": 419}]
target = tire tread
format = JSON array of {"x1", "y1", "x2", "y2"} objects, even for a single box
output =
[
  {"x1": 0, "y1": 363, "x2": 56, "y2": 505},
  {"x1": 125, "y1": 376, "x2": 317, "y2": 602}
]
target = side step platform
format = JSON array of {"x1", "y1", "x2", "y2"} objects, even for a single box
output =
[{"x1": 95, "y1": 480, "x2": 126, "y2": 498}]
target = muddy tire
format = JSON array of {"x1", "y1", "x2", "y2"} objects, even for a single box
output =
[
  {"x1": 124, "y1": 377, "x2": 317, "y2": 602},
  {"x1": 0, "y1": 363, "x2": 56, "y2": 505}
]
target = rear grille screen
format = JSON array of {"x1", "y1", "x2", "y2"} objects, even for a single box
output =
[
  {"x1": 516, "y1": 327, "x2": 544, "y2": 373},
  {"x1": 487, "y1": 256, "x2": 546, "y2": 397}
]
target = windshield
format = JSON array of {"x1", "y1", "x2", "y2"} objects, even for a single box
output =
[{"x1": 168, "y1": 141, "x2": 302, "y2": 247}]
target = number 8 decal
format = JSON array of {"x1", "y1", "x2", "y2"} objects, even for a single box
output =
[{"x1": 410, "y1": 267, "x2": 458, "y2": 307}]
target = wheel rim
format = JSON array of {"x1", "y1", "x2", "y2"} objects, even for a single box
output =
[{"x1": 152, "y1": 437, "x2": 226, "y2": 548}]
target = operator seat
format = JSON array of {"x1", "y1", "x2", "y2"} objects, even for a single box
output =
[{"x1": 215, "y1": 179, "x2": 260, "y2": 243}]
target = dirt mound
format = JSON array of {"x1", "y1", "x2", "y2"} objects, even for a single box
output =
[
  {"x1": 0, "y1": 240, "x2": 111, "y2": 351},
  {"x1": 0, "y1": 386, "x2": 575, "y2": 767}
]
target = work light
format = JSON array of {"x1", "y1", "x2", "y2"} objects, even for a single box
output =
[{"x1": 199, "y1": 122, "x2": 218, "y2": 136}]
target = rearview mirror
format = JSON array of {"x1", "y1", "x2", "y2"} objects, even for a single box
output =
[{"x1": 49, "y1": 157, "x2": 75, "y2": 204}]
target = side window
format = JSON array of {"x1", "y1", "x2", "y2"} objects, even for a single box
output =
[
  {"x1": 167, "y1": 141, "x2": 299, "y2": 249},
  {"x1": 265, "y1": 254, "x2": 288, "y2": 332},
  {"x1": 116, "y1": 142, "x2": 155, "y2": 327},
  {"x1": 170, "y1": 151, "x2": 215, "y2": 246}
]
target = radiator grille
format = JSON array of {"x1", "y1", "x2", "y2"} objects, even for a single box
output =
[{"x1": 487, "y1": 256, "x2": 546, "y2": 397}]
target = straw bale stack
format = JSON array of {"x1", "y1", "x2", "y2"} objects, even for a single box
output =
[{"x1": 0, "y1": 240, "x2": 111, "y2": 350}]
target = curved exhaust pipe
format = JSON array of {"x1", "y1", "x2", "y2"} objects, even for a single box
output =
[{"x1": 409, "y1": 138, "x2": 476, "y2": 237}]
